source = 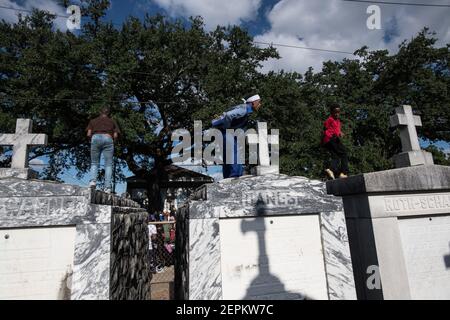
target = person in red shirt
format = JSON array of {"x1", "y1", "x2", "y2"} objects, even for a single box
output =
[{"x1": 322, "y1": 103, "x2": 349, "y2": 179}]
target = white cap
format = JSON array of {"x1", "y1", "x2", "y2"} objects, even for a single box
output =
[{"x1": 246, "y1": 94, "x2": 261, "y2": 103}]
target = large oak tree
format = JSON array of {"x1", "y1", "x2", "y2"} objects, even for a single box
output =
[{"x1": 1, "y1": 1, "x2": 448, "y2": 187}]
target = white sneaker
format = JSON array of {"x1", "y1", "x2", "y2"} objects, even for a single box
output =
[
  {"x1": 89, "y1": 181, "x2": 96, "y2": 188},
  {"x1": 156, "y1": 266, "x2": 165, "y2": 273},
  {"x1": 325, "y1": 169, "x2": 335, "y2": 180}
]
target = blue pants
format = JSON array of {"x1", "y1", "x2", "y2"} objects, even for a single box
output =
[
  {"x1": 222, "y1": 134, "x2": 244, "y2": 178},
  {"x1": 90, "y1": 134, "x2": 114, "y2": 190}
]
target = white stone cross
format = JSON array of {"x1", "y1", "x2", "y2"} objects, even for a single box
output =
[
  {"x1": 389, "y1": 105, "x2": 422, "y2": 152},
  {"x1": 389, "y1": 105, "x2": 433, "y2": 168},
  {"x1": 0, "y1": 119, "x2": 48, "y2": 168},
  {"x1": 247, "y1": 122, "x2": 279, "y2": 175}
]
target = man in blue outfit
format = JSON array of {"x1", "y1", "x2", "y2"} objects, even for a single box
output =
[{"x1": 211, "y1": 94, "x2": 262, "y2": 178}]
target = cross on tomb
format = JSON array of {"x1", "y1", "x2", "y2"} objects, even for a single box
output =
[
  {"x1": 0, "y1": 119, "x2": 48, "y2": 169},
  {"x1": 389, "y1": 105, "x2": 433, "y2": 168},
  {"x1": 247, "y1": 122, "x2": 279, "y2": 175},
  {"x1": 389, "y1": 105, "x2": 422, "y2": 152}
]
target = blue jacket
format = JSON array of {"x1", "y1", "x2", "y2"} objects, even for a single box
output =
[{"x1": 211, "y1": 103, "x2": 253, "y2": 130}]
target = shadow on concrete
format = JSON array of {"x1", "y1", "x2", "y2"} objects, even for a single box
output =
[{"x1": 240, "y1": 196, "x2": 309, "y2": 300}]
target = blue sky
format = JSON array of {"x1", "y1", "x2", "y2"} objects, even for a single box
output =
[{"x1": 1, "y1": 0, "x2": 449, "y2": 193}]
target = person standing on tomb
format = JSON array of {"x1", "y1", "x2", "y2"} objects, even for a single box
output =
[
  {"x1": 86, "y1": 106, "x2": 121, "y2": 193},
  {"x1": 322, "y1": 103, "x2": 349, "y2": 179},
  {"x1": 211, "y1": 94, "x2": 262, "y2": 178}
]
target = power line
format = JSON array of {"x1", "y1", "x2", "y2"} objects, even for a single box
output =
[
  {"x1": 4, "y1": 56, "x2": 191, "y2": 79},
  {"x1": 1, "y1": 96, "x2": 326, "y2": 110},
  {"x1": 6, "y1": 44, "x2": 356, "y2": 74},
  {"x1": 0, "y1": 4, "x2": 361, "y2": 56},
  {"x1": 341, "y1": 0, "x2": 450, "y2": 8},
  {"x1": 253, "y1": 41, "x2": 355, "y2": 55},
  {"x1": 0, "y1": 96, "x2": 180, "y2": 105}
]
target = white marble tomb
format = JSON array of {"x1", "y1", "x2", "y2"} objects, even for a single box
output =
[
  {"x1": 328, "y1": 105, "x2": 449, "y2": 300},
  {"x1": 175, "y1": 174, "x2": 357, "y2": 300},
  {"x1": 327, "y1": 165, "x2": 450, "y2": 300},
  {"x1": 0, "y1": 120, "x2": 148, "y2": 300}
]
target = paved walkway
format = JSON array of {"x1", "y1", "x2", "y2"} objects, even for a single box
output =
[{"x1": 150, "y1": 266, "x2": 174, "y2": 300}]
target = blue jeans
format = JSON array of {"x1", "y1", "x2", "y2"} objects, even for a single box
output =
[{"x1": 90, "y1": 134, "x2": 114, "y2": 190}]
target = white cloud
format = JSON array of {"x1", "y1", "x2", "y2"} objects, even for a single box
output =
[
  {"x1": 255, "y1": 0, "x2": 450, "y2": 73},
  {"x1": 29, "y1": 158, "x2": 45, "y2": 170},
  {"x1": 0, "y1": 0, "x2": 69, "y2": 31},
  {"x1": 176, "y1": 163, "x2": 223, "y2": 181},
  {"x1": 29, "y1": 158, "x2": 45, "y2": 165},
  {"x1": 152, "y1": 0, "x2": 262, "y2": 29}
]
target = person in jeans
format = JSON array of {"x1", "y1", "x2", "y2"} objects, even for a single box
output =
[
  {"x1": 211, "y1": 94, "x2": 262, "y2": 178},
  {"x1": 86, "y1": 107, "x2": 120, "y2": 193},
  {"x1": 322, "y1": 103, "x2": 349, "y2": 179}
]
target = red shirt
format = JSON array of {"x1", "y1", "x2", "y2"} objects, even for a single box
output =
[{"x1": 322, "y1": 116, "x2": 341, "y2": 144}]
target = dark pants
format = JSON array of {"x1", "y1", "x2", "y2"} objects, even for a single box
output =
[
  {"x1": 222, "y1": 133, "x2": 244, "y2": 178},
  {"x1": 324, "y1": 137, "x2": 349, "y2": 176}
]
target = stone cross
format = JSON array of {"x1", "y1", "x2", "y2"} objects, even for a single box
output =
[
  {"x1": 389, "y1": 105, "x2": 433, "y2": 168},
  {"x1": 247, "y1": 122, "x2": 279, "y2": 175},
  {"x1": 390, "y1": 105, "x2": 422, "y2": 152},
  {"x1": 0, "y1": 119, "x2": 48, "y2": 169}
]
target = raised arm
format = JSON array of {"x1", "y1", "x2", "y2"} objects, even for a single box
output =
[{"x1": 211, "y1": 104, "x2": 248, "y2": 129}]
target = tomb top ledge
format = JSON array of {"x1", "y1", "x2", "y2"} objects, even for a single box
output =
[
  {"x1": 326, "y1": 165, "x2": 450, "y2": 196},
  {"x1": 187, "y1": 173, "x2": 343, "y2": 219},
  {"x1": 0, "y1": 177, "x2": 141, "y2": 208}
]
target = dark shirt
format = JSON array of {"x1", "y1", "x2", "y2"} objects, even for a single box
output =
[{"x1": 86, "y1": 116, "x2": 121, "y2": 137}]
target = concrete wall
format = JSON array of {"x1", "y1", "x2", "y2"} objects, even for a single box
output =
[
  {"x1": 219, "y1": 215, "x2": 328, "y2": 300},
  {"x1": 327, "y1": 165, "x2": 450, "y2": 300},
  {"x1": 0, "y1": 226, "x2": 76, "y2": 300},
  {"x1": 398, "y1": 215, "x2": 450, "y2": 299}
]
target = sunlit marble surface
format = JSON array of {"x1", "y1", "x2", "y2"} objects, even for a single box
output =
[
  {"x1": 179, "y1": 174, "x2": 356, "y2": 300},
  {"x1": 0, "y1": 178, "x2": 112, "y2": 300}
]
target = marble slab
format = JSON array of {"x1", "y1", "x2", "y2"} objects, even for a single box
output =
[
  {"x1": 189, "y1": 174, "x2": 342, "y2": 219},
  {"x1": 0, "y1": 196, "x2": 90, "y2": 227},
  {"x1": 71, "y1": 218, "x2": 111, "y2": 300},
  {"x1": 0, "y1": 168, "x2": 36, "y2": 179},
  {"x1": 189, "y1": 218, "x2": 222, "y2": 300},
  {"x1": 0, "y1": 176, "x2": 114, "y2": 300},
  {"x1": 0, "y1": 177, "x2": 90, "y2": 197},
  {"x1": 320, "y1": 211, "x2": 357, "y2": 300},
  {"x1": 180, "y1": 174, "x2": 356, "y2": 300}
]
